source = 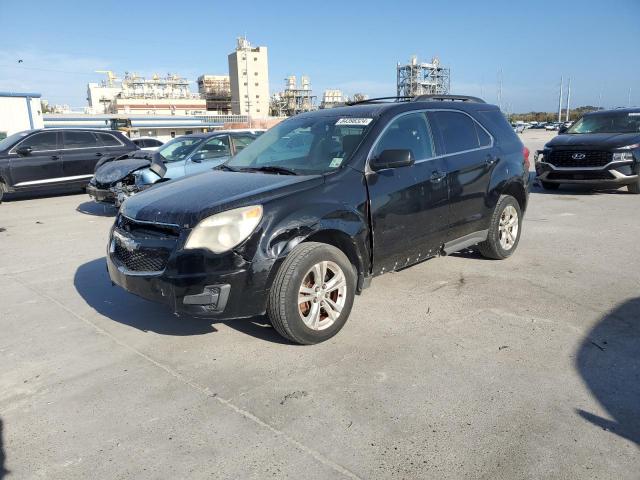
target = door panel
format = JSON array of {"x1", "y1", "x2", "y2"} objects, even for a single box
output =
[
  {"x1": 366, "y1": 112, "x2": 449, "y2": 273},
  {"x1": 430, "y1": 111, "x2": 495, "y2": 239},
  {"x1": 9, "y1": 131, "x2": 64, "y2": 187},
  {"x1": 61, "y1": 131, "x2": 104, "y2": 182},
  {"x1": 185, "y1": 135, "x2": 231, "y2": 176}
]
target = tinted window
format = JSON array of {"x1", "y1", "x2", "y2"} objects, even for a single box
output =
[
  {"x1": 147, "y1": 139, "x2": 162, "y2": 147},
  {"x1": 20, "y1": 132, "x2": 58, "y2": 151},
  {"x1": 475, "y1": 123, "x2": 492, "y2": 147},
  {"x1": 232, "y1": 135, "x2": 255, "y2": 153},
  {"x1": 63, "y1": 131, "x2": 98, "y2": 148},
  {"x1": 373, "y1": 112, "x2": 434, "y2": 160},
  {"x1": 477, "y1": 110, "x2": 518, "y2": 141},
  {"x1": 195, "y1": 136, "x2": 230, "y2": 160},
  {"x1": 432, "y1": 111, "x2": 480, "y2": 154},
  {"x1": 97, "y1": 132, "x2": 122, "y2": 146}
]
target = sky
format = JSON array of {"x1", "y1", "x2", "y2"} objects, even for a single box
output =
[{"x1": 0, "y1": 0, "x2": 638, "y2": 112}]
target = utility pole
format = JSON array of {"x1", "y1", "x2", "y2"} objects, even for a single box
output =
[
  {"x1": 496, "y1": 68, "x2": 503, "y2": 111},
  {"x1": 557, "y1": 75, "x2": 563, "y2": 123},
  {"x1": 565, "y1": 77, "x2": 571, "y2": 122}
]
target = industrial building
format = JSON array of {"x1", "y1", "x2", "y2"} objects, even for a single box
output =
[
  {"x1": 228, "y1": 37, "x2": 270, "y2": 117},
  {"x1": 320, "y1": 89, "x2": 345, "y2": 109},
  {"x1": 270, "y1": 75, "x2": 316, "y2": 116},
  {"x1": 396, "y1": 56, "x2": 450, "y2": 97},
  {"x1": 86, "y1": 71, "x2": 206, "y2": 116},
  {"x1": 197, "y1": 75, "x2": 232, "y2": 113},
  {"x1": 0, "y1": 91, "x2": 44, "y2": 138}
]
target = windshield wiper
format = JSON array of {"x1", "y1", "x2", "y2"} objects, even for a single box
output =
[
  {"x1": 239, "y1": 166, "x2": 298, "y2": 175},
  {"x1": 216, "y1": 164, "x2": 238, "y2": 172}
]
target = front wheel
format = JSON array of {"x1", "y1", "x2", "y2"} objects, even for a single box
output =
[
  {"x1": 268, "y1": 242, "x2": 356, "y2": 345},
  {"x1": 478, "y1": 195, "x2": 523, "y2": 260}
]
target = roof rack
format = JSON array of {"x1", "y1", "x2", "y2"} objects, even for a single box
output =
[
  {"x1": 413, "y1": 94, "x2": 486, "y2": 103},
  {"x1": 345, "y1": 96, "x2": 413, "y2": 106}
]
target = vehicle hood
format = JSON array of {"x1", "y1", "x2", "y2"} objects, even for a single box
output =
[
  {"x1": 120, "y1": 170, "x2": 324, "y2": 227},
  {"x1": 94, "y1": 159, "x2": 151, "y2": 185},
  {"x1": 546, "y1": 133, "x2": 640, "y2": 149}
]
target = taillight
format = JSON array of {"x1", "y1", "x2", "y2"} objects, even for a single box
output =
[{"x1": 523, "y1": 146, "x2": 530, "y2": 171}]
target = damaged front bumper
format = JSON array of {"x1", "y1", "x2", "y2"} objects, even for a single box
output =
[{"x1": 106, "y1": 221, "x2": 279, "y2": 319}]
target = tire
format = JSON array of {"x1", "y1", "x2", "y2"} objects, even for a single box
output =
[
  {"x1": 541, "y1": 181, "x2": 559, "y2": 190},
  {"x1": 268, "y1": 242, "x2": 356, "y2": 345},
  {"x1": 0, "y1": 182, "x2": 5, "y2": 203},
  {"x1": 478, "y1": 195, "x2": 523, "y2": 260},
  {"x1": 628, "y1": 179, "x2": 640, "y2": 194}
]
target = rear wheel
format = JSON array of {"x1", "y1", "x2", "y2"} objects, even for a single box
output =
[
  {"x1": 628, "y1": 176, "x2": 640, "y2": 194},
  {"x1": 268, "y1": 242, "x2": 356, "y2": 345},
  {"x1": 478, "y1": 195, "x2": 523, "y2": 260},
  {"x1": 0, "y1": 181, "x2": 5, "y2": 203},
  {"x1": 540, "y1": 181, "x2": 559, "y2": 190}
]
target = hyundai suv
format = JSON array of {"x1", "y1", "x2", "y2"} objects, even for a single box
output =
[
  {"x1": 106, "y1": 95, "x2": 530, "y2": 344},
  {"x1": 535, "y1": 108, "x2": 640, "y2": 193}
]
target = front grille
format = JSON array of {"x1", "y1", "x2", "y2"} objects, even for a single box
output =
[
  {"x1": 548, "y1": 150, "x2": 612, "y2": 168},
  {"x1": 111, "y1": 215, "x2": 180, "y2": 273},
  {"x1": 113, "y1": 240, "x2": 170, "y2": 272},
  {"x1": 547, "y1": 171, "x2": 614, "y2": 181}
]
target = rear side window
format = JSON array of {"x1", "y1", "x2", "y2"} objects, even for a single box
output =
[
  {"x1": 476, "y1": 110, "x2": 519, "y2": 143},
  {"x1": 63, "y1": 131, "x2": 98, "y2": 148},
  {"x1": 147, "y1": 139, "x2": 162, "y2": 147},
  {"x1": 432, "y1": 111, "x2": 480, "y2": 154},
  {"x1": 97, "y1": 132, "x2": 122, "y2": 146},
  {"x1": 373, "y1": 112, "x2": 434, "y2": 160},
  {"x1": 232, "y1": 135, "x2": 255, "y2": 153},
  {"x1": 475, "y1": 123, "x2": 492, "y2": 147},
  {"x1": 19, "y1": 132, "x2": 58, "y2": 151}
]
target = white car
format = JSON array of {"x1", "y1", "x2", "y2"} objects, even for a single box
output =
[{"x1": 132, "y1": 137, "x2": 164, "y2": 151}]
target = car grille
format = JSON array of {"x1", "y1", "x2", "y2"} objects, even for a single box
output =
[
  {"x1": 111, "y1": 214, "x2": 180, "y2": 273},
  {"x1": 547, "y1": 150, "x2": 612, "y2": 168},
  {"x1": 113, "y1": 240, "x2": 171, "y2": 272},
  {"x1": 547, "y1": 171, "x2": 614, "y2": 181}
]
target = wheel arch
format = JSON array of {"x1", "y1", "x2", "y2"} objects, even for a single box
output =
[{"x1": 500, "y1": 180, "x2": 528, "y2": 213}]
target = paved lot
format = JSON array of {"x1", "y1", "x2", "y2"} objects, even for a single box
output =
[{"x1": 1, "y1": 130, "x2": 638, "y2": 479}]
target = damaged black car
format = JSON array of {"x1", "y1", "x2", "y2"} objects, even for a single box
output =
[
  {"x1": 88, "y1": 131, "x2": 259, "y2": 206},
  {"x1": 107, "y1": 95, "x2": 530, "y2": 345}
]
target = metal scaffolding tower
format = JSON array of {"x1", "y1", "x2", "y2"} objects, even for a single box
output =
[{"x1": 397, "y1": 56, "x2": 450, "y2": 97}]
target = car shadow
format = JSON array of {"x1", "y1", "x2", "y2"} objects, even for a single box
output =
[
  {"x1": 575, "y1": 297, "x2": 640, "y2": 445},
  {"x1": 73, "y1": 258, "x2": 290, "y2": 344},
  {"x1": 76, "y1": 201, "x2": 118, "y2": 217},
  {"x1": 0, "y1": 418, "x2": 8, "y2": 479}
]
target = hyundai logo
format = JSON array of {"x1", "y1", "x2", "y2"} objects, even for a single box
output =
[{"x1": 572, "y1": 152, "x2": 586, "y2": 160}]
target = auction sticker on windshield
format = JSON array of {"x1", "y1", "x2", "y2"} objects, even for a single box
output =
[{"x1": 335, "y1": 118, "x2": 373, "y2": 126}]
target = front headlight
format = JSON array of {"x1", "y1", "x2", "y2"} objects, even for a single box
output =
[
  {"x1": 612, "y1": 152, "x2": 634, "y2": 162},
  {"x1": 184, "y1": 205, "x2": 263, "y2": 253}
]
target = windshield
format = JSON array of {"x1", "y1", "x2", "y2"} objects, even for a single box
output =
[
  {"x1": 567, "y1": 112, "x2": 640, "y2": 134},
  {"x1": 157, "y1": 137, "x2": 204, "y2": 162},
  {"x1": 225, "y1": 114, "x2": 373, "y2": 175},
  {"x1": 0, "y1": 131, "x2": 30, "y2": 151}
]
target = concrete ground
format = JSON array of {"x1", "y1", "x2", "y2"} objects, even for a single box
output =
[{"x1": 0, "y1": 130, "x2": 638, "y2": 479}]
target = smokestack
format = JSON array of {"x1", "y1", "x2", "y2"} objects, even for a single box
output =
[
  {"x1": 565, "y1": 77, "x2": 571, "y2": 122},
  {"x1": 557, "y1": 76, "x2": 564, "y2": 123}
]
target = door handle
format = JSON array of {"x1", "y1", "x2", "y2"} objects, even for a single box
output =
[
  {"x1": 485, "y1": 154, "x2": 498, "y2": 165},
  {"x1": 51, "y1": 155, "x2": 60, "y2": 160},
  {"x1": 95, "y1": 152, "x2": 103, "y2": 157},
  {"x1": 430, "y1": 170, "x2": 446, "y2": 182}
]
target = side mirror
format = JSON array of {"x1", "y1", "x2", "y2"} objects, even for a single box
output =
[
  {"x1": 370, "y1": 149, "x2": 414, "y2": 171},
  {"x1": 558, "y1": 125, "x2": 568, "y2": 134},
  {"x1": 16, "y1": 146, "x2": 32, "y2": 156},
  {"x1": 191, "y1": 152, "x2": 204, "y2": 163}
]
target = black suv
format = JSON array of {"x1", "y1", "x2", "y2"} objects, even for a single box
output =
[
  {"x1": 107, "y1": 95, "x2": 530, "y2": 344},
  {"x1": 535, "y1": 108, "x2": 640, "y2": 193},
  {"x1": 0, "y1": 129, "x2": 136, "y2": 201}
]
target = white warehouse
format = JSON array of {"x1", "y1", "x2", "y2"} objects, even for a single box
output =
[{"x1": 0, "y1": 91, "x2": 44, "y2": 138}]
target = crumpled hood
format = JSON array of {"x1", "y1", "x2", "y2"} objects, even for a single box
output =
[
  {"x1": 95, "y1": 159, "x2": 151, "y2": 185},
  {"x1": 546, "y1": 133, "x2": 640, "y2": 149},
  {"x1": 120, "y1": 169, "x2": 324, "y2": 227}
]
